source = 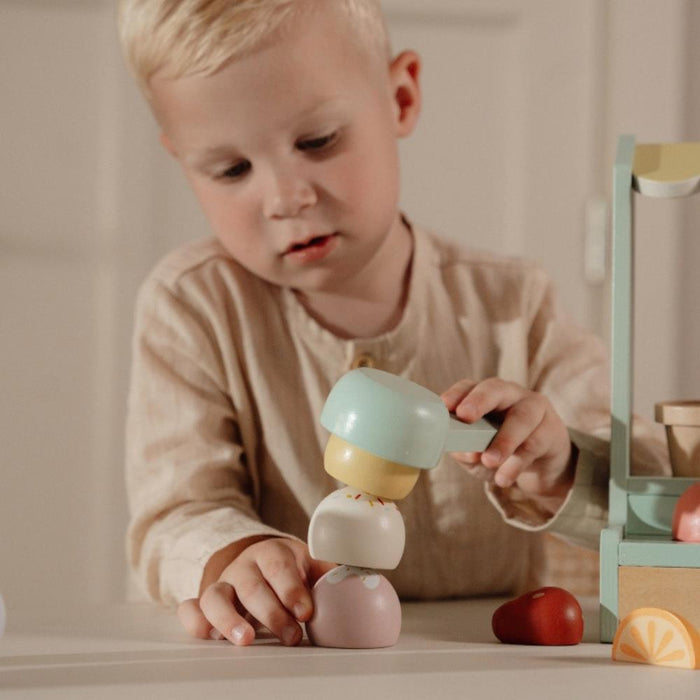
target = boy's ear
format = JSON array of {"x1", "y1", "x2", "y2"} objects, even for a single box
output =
[
  {"x1": 389, "y1": 50, "x2": 421, "y2": 137},
  {"x1": 159, "y1": 132, "x2": 178, "y2": 157}
]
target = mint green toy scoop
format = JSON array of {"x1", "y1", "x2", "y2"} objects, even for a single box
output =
[{"x1": 320, "y1": 368, "x2": 498, "y2": 470}]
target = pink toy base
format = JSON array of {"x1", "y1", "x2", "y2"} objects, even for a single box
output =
[{"x1": 306, "y1": 566, "x2": 401, "y2": 648}]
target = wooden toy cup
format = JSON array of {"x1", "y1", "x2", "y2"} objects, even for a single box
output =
[{"x1": 655, "y1": 400, "x2": 700, "y2": 477}]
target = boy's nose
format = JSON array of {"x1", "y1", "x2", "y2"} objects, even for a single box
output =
[{"x1": 263, "y1": 171, "x2": 317, "y2": 219}]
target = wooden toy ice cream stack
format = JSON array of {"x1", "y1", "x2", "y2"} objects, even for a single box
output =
[{"x1": 305, "y1": 367, "x2": 496, "y2": 648}]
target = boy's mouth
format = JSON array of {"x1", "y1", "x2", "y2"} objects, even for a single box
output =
[{"x1": 284, "y1": 233, "x2": 336, "y2": 255}]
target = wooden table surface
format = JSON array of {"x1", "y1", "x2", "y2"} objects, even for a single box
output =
[{"x1": 1, "y1": 597, "x2": 698, "y2": 699}]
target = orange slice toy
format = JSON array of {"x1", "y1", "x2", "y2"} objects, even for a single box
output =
[{"x1": 612, "y1": 607, "x2": 700, "y2": 670}]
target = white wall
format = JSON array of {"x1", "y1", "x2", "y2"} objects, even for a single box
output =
[
  {"x1": 679, "y1": 0, "x2": 700, "y2": 400},
  {"x1": 606, "y1": 0, "x2": 700, "y2": 420}
]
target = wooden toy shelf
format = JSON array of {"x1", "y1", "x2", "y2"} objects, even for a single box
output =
[{"x1": 599, "y1": 136, "x2": 700, "y2": 643}]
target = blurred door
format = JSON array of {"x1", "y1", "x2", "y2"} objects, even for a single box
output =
[{"x1": 387, "y1": 0, "x2": 608, "y2": 332}]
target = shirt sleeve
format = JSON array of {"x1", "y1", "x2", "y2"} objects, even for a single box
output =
[
  {"x1": 125, "y1": 276, "x2": 292, "y2": 606},
  {"x1": 484, "y1": 268, "x2": 670, "y2": 547}
]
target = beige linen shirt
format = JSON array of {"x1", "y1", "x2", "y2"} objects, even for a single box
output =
[{"x1": 126, "y1": 224, "x2": 668, "y2": 606}]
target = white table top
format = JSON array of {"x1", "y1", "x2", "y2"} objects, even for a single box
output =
[{"x1": 1, "y1": 598, "x2": 698, "y2": 699}]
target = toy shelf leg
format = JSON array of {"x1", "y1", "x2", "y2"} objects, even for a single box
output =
[{"x1": 600, "y1": 526, "x2": 622, "y2": 643}]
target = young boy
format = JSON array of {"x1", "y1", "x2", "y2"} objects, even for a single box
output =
[{"x1": 118, "y1": 0, "x2": 668, "y2": 647}]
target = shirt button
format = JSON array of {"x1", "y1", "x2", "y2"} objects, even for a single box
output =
[{"x1": 351, "y1": 353, "x2": 376, "y2": 369}]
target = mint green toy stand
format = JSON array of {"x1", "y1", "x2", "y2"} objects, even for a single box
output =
[
  {"x1": 599, "y1": 136, "x2": 700, "y2": 642},
  {"x1": 321, "y1": 368, "x2": 497, "y2": 470}
]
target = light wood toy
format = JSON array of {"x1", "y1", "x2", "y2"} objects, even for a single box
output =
[
  {"x1": 600, "y1": 136, "x2": 700, "y2": 645},
  {"x1": 306, "y1": 368, "x2": 497, "y2": 647},
  {"x1": 655, "y1": 400, "x2": 700, "y2": 477}
]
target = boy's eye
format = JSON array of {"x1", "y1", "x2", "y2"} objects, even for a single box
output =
[
  {"x1": 220, "y1": 160, "x2": 251, "y2": 179},
  {"x1": 297, "y1": 132, "x2": 338, "y2": 152}
]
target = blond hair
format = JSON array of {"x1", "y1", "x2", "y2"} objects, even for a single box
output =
[{"x1": 117, "y1": 0, "x2": 391, "y2": 98}]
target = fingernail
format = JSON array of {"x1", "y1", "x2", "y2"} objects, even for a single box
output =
[
  {"x1": 209, "y1": 628, "x2": 224, "y2": 641},
  {"x1": 456, "y1": 405, "x2": 475, "y2": 421},
  {"x1": 281, "y1": 625, "x2": 301, "y2": 646},
  {"x1": 293, "y1": 603, "x2": 310, "y2": 620},
  {"x1": 495, "y1": 471, "x2": 512, "y2": 488},
  {"x1": 231, "y1": 624, "x2": 248, "y2": 644},
  {"x1": 485, "y1": 449, "x2": 501, "y2": 465}
]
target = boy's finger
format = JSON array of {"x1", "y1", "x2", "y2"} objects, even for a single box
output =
[
  {"x1": 199, "y1": 581, "x2": 256, "y2": 646},
  {"x1": 454, "y1": 378, "x2": 525, "y2": 421},
  {"x1": 450, "y1": 450, "x2": 483, "y2": 464},
  {"x1": 440, "y1": 379, "x2": 477, "y2": 411},
  {"x1": 307, "y1": 556, "x2": 337, "y2": 585},
  {"x1": 178, "y1": 598, "x2": 220, "y2": 640},
  {"x1": 493, "y1": 453, "x2": 527, "y2": 488},
  {"x1": 233, "y1": 566, "x2": 304, "y2": 646},
  {"x1": 481, "y1": 397, "x2": 546, "y2": 467},
  {"x1": 244, "y1": 611, "x2": 264, "y2": 630},
  {"x1": 256, "y1": 546, "x2": 314, "y2": 623},
  {"x1": 490, "y1": 415, "x2": 562, "y2": 488},
  {"x1": 456, "y1": 461, "x2": 496, "y2": 482}
]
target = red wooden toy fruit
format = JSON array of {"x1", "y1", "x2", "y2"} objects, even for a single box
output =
[
  {"x1": 672, "y1": 482, "x2": 700, "y2": 543},
  {"x1": 492, "y1": 586, "x2": 584, "y2": 645}
]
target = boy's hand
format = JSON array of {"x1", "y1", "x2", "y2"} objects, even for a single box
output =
[
  {"x1": 177, "y1": 537, "x2": 334, "y2": 646},
  {"x1": 441, "y1": 378, "x2": 575, "y2": 500}
]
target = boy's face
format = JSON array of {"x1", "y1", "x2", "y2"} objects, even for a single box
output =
[{"x1": 150, "y1": 6, "x2": 420, "y2": 294}]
